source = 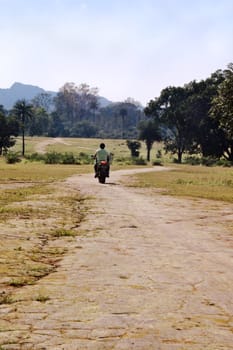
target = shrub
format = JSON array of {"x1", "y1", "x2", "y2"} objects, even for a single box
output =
[
  {"x1": 184, "y1": 156, "x2": 201, "y2": 165},
  {"x1": 25, "y1": 152, "x2": 45, "y2": 162},
  {"x1": 61, "y1": 152, "x2": 77, "y2": 164},
  {"x1": 44, "y1": 152, "x2": 62, "y2": 164},
  {"x1": 152, "y1": 160, "x2": 163, "y2": 166},
  {"x1": 126, "y1": 140, "x2": 141, "y2": 157},
  {"x1": 77, "y1": 152, "x2": 92, "y2": 164},
  {"x1": 215, "y1": 159, "x2": 233, "y2": 167},
  {"x1": 201, "y1": 157, "x2": 219, "y2": 167},
  {"x1": 132, "y1": 157, "x2": 147, "y2": 165},
  {"x1": 5, "y1": 151, "x2": 21, "y2": 164}
]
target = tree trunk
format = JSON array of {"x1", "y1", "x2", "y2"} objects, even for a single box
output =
[
  {"x1": 22, "y1": 126, "x2": 25, "y2": 156},
  {"x1": 177, "y1": 149, "x2": 182, "y2": 163},
  {"x1": 147, "y1": 144, "x2": 152, "y2": 162}
]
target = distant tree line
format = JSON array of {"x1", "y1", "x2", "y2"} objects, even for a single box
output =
[
  {"x1": 0, "y1": 63, "x2": 232, "y2": 164},
  {"x1": 0, "y1": 82, "x2": 145, "y2": 155}
]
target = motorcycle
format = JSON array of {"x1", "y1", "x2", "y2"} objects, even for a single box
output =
[{"x1": 96, "y1": 160, "x2": 109, "y2": 184}]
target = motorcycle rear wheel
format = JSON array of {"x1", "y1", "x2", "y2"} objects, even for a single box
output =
[{"x1": 99, "y1": 175, "x2": 106, "y2": 184}]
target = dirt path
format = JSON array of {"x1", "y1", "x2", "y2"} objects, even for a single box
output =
[
  {"x1": 1, "y1": 168, "x2": 233, "y2": 349},
  {"x1": 35, "y1": 138, "x2": 71, "y2": 154}
]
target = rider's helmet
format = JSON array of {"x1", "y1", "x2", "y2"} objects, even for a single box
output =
[{"x1": 100, "y1": 143, "x2": 105, "y2": 149}]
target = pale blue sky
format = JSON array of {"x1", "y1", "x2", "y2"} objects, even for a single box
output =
[{"x1": 0, "y1": 0, "x2": 232, "y2": 105}]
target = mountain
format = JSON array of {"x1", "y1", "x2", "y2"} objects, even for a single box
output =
[
  {"x1": 0, "y1": 82, "x2": 112, "y2": 110},
  {"x1": 0, "y1": 82, "x2": 56, "y2": 109}
]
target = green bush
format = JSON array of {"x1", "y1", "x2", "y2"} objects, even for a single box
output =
[
  {"x1": 132, "y1": 157, "x2": 147, "y2": 165},
  {"x1": 152, "y1": 160, "x2": 163, "y2": 166},
  {"x1": 44, "y1": 152, "x2": 62, "y2": 164},
  {"x1": 5, "y1": 151, "x2": 21, "y2": 164},
  {"x1": 184, "y1": 156, "x2": 201, "y2": 165},
  {"x1": 25, "y1": 152, "x2": 45, "y2": 162},
  {"x1": 77, "y1": 152, "x2": 92, "y2": 164},
  {"x1": 61, "y1": 152, "x2": 77, "y2": 164},
  {"x1": 201, "y1": 157, "x2": 219, "y2": 167},
  {"x1": 215, "y1": 159, "x2": 233, "y2": 167}
]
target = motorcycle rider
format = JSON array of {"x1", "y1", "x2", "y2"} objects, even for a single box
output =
[{"x1": 94, "y1": 143, "x2": 110, "y2": 178}]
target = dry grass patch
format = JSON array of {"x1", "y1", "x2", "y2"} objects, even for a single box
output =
[
  {"x1": 131, "y1": 165, "x2": 233, "y2": 203},
  {"x1": 0, "y1": 161, "x2": 89, "y2": 300}
]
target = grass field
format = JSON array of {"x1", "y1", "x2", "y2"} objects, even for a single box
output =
[
  {"x1": 2, "y1": 136, "x2": 233, "y2": 203},
  {"x1": 131, "y1": 165, "x2": 233, "y2": 203},
  {"x1": 11, "y1": 136, "x2": 163, "y2": 162}
]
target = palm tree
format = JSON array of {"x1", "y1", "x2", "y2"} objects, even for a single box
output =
[
  {"x1": 119, "y1": 108, "x2": 127, "y2": 139},
  {"x1": 13, "y1": 99, "x2": 34, "y2": 156}
]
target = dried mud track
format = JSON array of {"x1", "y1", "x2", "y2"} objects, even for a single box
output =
[{"x1": 1, "y1": 167, "x2": 233, "y2": 349}]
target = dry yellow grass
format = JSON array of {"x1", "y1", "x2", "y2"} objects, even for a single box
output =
[
  {"x1": 0, "y1": 158, "x2": 89, "y2": 295},
  {"x1": 132, "y1": 165, "x2": 233, "y2": 203}
]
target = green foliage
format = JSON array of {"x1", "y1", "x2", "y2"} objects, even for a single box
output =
[
  {"x1": 184, "y1": 156, "x2": 202, "y2": 165},
  {"x1": 132, "y1": 157, "x2": 147, "y2": 165},
  {"x1": 210, "y1": 63, "x2": 233, "y2": 161},
  {"x1": 144, "y1": 66, "x2": 232, "y2": 163},
  {"x1": 126, "y1": 140, "x2": 141, "y2": 157},
  {"x1": 5, "y1": 151, "x2": 21, "y2": 164},
  {"x1": 25, "y1": 152, "x2": 45, "y2": 161},
  {"x1": 138, "y1": 119, "x2": 162, "y2": 161},
  {"x1": 44, "y1": 151, "x2": 62, "y2": 164},
  {"x1": 60, "y1": 152, "x2": 77, "y2": 164},
  {"x1": 184, "y1": 156, "x2": 233, "y2": 167},
  {"x1": 12, "y1": 99, "x2": 34, "y2": 155},
  {"x1": 25, "y1": 151, "x2": 92, "y2": 165},
  {"x1": 0, "y1": 109, "x2": 19, "y2": 154},
  {"x1": 99, "y1": 102, "x2": 144, "y2": 139}
]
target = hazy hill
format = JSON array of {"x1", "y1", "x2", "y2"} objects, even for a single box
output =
[
  {"x1": 0, "y1": 82, "x2": 111, "y2": 109},
  {"x1": 0, "y1": 82, "x2": 55, "y2": 109}
]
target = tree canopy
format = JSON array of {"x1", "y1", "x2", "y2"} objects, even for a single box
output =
[
  {"x1": 144, "y1": 64, "x2": 232, "y2": 163},
  {"x1": 210, "y1": 63, "x2": 233, "y2": 161}
]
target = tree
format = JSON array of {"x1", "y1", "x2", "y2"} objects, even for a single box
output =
[
  {"x1": 47, "y1": 112, "x2": 65, "y2": 137},
  {"x1": 181, "y1": 72, "x2": 226, "y2": 159},
  {"x1": 32, "y1": 92, "x2": 54, "y2": 112},
  {"x1": 28, "y1": 107, "x2": 49, "y2": 136},
  {"x1": 54, "y1": 82, "x2": 99, "y2": 135},
  {"x1": 145, "y1": 86, "x2": 197, "y2": 163},
  {"x1": 124, "y1": 97, "x2": 143, "y2": 108},
  {"x1": 138, "y1": 119, "x2": 162, "y2": 161},
  {"x1": 12, "y1": 100, "x2": 34, "y2": 156},
  {"x1": 0, "y1": 108, "x2": 19, "y2": 155},
  {"x1": 100, "y1": 102, "x2": 145, "y2": 139},
  {"x1": 210, "y1": 63, "x2": 233, "y2": 161},
  {"x1": 119, "y1": 108, "x2": 127, "y2": 138},
  {"x1": 70, "y1": 120, "x2": 97, "y2": 137}
]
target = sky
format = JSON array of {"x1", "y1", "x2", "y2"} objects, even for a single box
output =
[{"x1": 0, "y1": 0, "x2": 232, "y2": 106}]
